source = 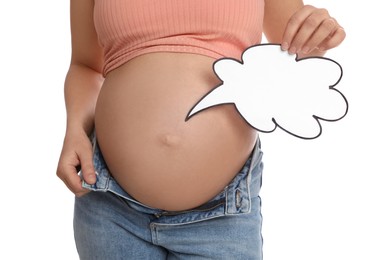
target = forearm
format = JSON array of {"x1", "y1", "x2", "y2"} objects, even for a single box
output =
[
  {"x1": 64, "y1": 63, "x2": 104, "y2": 136},
  {"x1": 263, "y1": 0, "x2": 304, "y2": 44}
]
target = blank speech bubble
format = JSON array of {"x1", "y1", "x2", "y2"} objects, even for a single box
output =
[{"x1": 186, "y1": 44, "x2": 348, "y2": 139}]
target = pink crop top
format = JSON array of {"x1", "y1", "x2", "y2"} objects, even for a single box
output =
[{"x1": 94, "y1": 0, "x2": 265, "y2": 76}]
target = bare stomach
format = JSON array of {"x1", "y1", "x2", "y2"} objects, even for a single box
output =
[{"x1": 95, "y1": 52, "x2": 257, "y2": 211}]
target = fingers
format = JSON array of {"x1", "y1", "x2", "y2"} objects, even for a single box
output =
[
  {"x1": 56, "y1": 132, "x2": 97, "y2": 196},
  {"x1": 58, "y1": 164, "x2": 90, "y2": 197},
  {"x1": 281, "y1": 5, "x2": 345, "y2": 55},
  {"x1": 318, "y1": 26, "x2": 346, "y2": 52},
  {"x1": 281, "y1": 5, "x2": 317, "y2": 53}
]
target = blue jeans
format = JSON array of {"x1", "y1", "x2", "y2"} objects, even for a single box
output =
[{"x1": 74, "y1": 136, "x2": 264, "y2": 260}]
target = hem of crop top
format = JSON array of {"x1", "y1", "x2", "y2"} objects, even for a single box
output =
[{"x1": 102, "y1": 45, "x2": 233, "y2": 77}]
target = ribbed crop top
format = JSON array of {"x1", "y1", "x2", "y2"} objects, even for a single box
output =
[{"x1": 94, "y1": 0, "x2": 265, "y2": 76}]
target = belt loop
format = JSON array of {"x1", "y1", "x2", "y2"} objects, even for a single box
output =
[{"x1": 225, "y1": 157, "x2": 254, "y2": 215}]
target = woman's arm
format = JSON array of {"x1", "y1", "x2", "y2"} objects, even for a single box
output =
[
  {"x1": 263, "y1": 0, "x2": 346, "y2": 57},
  {"x1": 65, "y1": 0, "x2": 103, "y2": 135},
  {"x1": 57, "y1": 0, "x2": 104, "y2": 196}
]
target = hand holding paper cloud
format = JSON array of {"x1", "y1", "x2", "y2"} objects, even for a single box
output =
[{"x1": 186, "y1": 44, "x2": 348, "y2": 139}]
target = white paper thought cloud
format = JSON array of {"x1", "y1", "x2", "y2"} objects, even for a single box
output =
[{"x1": 186, "y1": 44, "x2": 348, "y2": 139}]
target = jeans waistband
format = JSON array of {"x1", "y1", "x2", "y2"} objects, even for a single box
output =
[{"x1": 82, "y1": 134, "x2": 263, "y2": 221}]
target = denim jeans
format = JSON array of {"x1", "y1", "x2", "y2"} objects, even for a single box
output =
[{"x1": 74, "y1": 135, "x2": 264, "y2": 260}]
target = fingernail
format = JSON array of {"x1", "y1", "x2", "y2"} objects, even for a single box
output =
[
  {"x1": 281, "y1": 42, "x2": 289, "y2": 51},
  {"x1": 302, "y1": 46, "x2": 310, "y2": 54},
  {"x1": 88, "y1": 174, "x2": 97, "y2": 183},
  {"x1": 289, "y1": 47, "x2": 297, "y2": 54}
]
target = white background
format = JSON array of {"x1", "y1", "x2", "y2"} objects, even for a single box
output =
[{"x1": 0, "y1": 0, "x2": 377, "y2": 259}]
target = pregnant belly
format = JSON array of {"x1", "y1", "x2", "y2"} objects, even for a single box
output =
[{"x1": 95, "y1": 53, "x2": 257, "y2": 211}]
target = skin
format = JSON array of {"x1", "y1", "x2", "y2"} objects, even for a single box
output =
[
  {"x1": 93, "y1": 52, "x2": 257, "y2": 210},
  {"x1": 56, "y1": 0, "x2": 345, "y2": 199}
]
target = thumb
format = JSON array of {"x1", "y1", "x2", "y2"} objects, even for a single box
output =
[{"x1": 78, "y1": 145, "x2": 97, "y2": 185}]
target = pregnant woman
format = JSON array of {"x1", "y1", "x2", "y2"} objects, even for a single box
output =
[{"x1": 57, "y1": 0, "x2": 345, "y2": 259}]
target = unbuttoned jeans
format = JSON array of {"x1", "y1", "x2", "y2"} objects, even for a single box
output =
[{"x1": 74, "y1": 136, "x2": 264, "y2": 260}]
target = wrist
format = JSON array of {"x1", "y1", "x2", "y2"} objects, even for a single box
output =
[{"x1": 66, "y1": 119, "x2": 94, "y2": 137}]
